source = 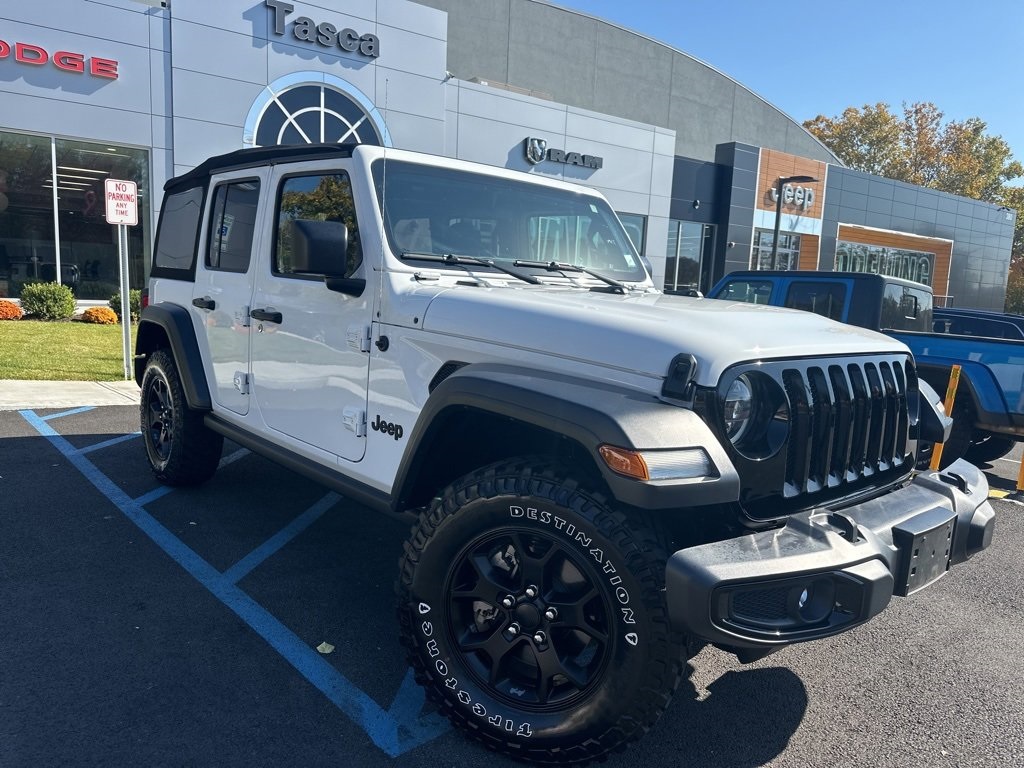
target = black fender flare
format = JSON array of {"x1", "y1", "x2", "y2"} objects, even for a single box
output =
[
  {"x1": 393, "y1": 363, "x2": 740, "y2": 511},
  {"x1": 135, "y1": 302, "x2": 212, "y2": 410}
]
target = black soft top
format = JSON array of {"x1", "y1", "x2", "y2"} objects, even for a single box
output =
[{"x1": 164, "y1": 143, "x2": 358, "y2": 193}]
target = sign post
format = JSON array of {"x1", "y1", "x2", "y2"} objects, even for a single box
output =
[{"x1": 104, "y1": 179, "x2": 138, "y2": 381}]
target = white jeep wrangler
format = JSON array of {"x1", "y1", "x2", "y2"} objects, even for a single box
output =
[{"x1": 135, "y1": 143, "x2": 994, "y2": 764}]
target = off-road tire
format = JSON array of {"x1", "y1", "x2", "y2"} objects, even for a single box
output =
[
  {"x1": 397, "y1": 458, "x2": 687, "y2": 765},
  {"x1": 965, "y1": 434, "x2": 1017, "y2": 465},
  {"x1": 140, "y1": 348, "x2": 223, "y2": 486}
]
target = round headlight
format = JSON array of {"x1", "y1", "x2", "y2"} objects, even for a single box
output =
[
  {"x1": 723, "y1": 375, "x2": 753, "y2": 442},
  {"x1": 720, "y1": 370, "x2": 791, "y2": 459}
]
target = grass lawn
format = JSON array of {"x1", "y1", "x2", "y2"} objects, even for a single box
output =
[{"x1": 0, "y1": 320, "x2": 138, "y2": 381}]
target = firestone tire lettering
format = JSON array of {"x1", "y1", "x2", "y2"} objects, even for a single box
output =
[{"x1": 397, "y1": 457, "x2": 687, "y2": 764}]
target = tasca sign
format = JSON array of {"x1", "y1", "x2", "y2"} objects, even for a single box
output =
[
  {"x1": 105, "y1": 179, "x2": 138, "y2": 226},
  {"x1": 265, "y1": 0, "x2": 380, "y2": 58}
]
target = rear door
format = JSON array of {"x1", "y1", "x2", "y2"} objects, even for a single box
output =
[
  {"x1": 191, "y1": 168, "x2": 267, "y2": 416},
  {"x1": 249, "y1": 160, "x2": 372, "y2": 462}
]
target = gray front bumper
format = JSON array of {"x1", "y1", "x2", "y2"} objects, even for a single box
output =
[{"x1": 666, "y1": 459, "x2": 995, "y2": 651}]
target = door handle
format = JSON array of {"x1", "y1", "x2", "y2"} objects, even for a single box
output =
[
  {"x1": 192, "y1": 296, "x2": 216, "y2": 310},
  {"x1": 250, "y1": 308, "x2": 283, "y2": 324}
]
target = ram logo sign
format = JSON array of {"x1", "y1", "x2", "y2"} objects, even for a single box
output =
[
  {"x1": 525, "y1": 137, "x2": 547, "y2": 165},
  {"x1": 524, "y1": 137, "x2": 603, "y2": 170}
]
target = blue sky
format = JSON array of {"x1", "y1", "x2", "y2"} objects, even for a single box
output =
[{"x1": 560, "y1": 0, "x2": 1024, "y2": 181}]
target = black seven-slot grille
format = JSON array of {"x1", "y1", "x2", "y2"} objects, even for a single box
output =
[{"x1": 718, "y1": 354, "x2": 917, "y2": 518}]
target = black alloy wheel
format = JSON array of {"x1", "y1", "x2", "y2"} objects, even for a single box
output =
[
  {"x1": 139, "y1": 348, "x2": 223, "y2": 486},
  {"x1": 446, "y1": 527, "x2": 612, "y2": 710},
  {"x1": 145, "y1": 373, "x2": 174, "y2": 463}
]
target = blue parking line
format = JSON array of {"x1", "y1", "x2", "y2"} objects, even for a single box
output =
[
  {"x1": 133, "y1": 485, "x2": 174, "y2": 507},
  {"x1": 41, "y1": 405, "x2": 96, "y2": 421},
  {"x1": 20, "y1": 410, "x2": 447, "y2": 757},
  {"x1": 79, "y1": 432, "x2": 141, "y2": 455},
  {"x1": 223, "y1": 492, "x2": 340, "y2": 585},
  {"x1": 131, "y1": 448, "x2": 251, "y2": 507}
]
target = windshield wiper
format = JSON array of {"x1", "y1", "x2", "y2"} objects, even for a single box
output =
[
  {"x1": 400, "y1": 252, "x2": 541, "y2": 285},
  {"x1": 512, "y1": 259, "x2": 627, "y2": 294}
]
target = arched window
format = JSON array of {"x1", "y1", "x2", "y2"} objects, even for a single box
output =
[{"x1": 244, "y1": 73, "x2": 390, "y2": 148}]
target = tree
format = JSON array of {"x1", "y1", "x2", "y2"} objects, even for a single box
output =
[
  {"x1": 805, "y1": 102, "x2": 1023, "y2": 202},
  {"x1": 1000, "y1": 186, "x2": 1024, "y2": 313},
  {"x1": 806, "y1": 102, "x2": 1024, "y2": 311}
]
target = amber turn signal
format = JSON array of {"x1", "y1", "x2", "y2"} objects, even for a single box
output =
[{"x1": 598, "y1": 445, "x2": 649, "y2": 480}]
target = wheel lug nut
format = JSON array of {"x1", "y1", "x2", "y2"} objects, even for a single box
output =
[
  {"x1": 533, "y1": 631, "x2": 546, "y2": 644},
  {"x1": 500, "y1": 595, "x2": 515, "y2": 609},
  {"x1": 544, "y1": 607, "x2": 558, "y2": 621},
  {"x1": 525, "y1": 585, "x2": 538, "y2": 599},
  {"x1": 505, "y1": 622, "x2": 521, "y2": 637}
]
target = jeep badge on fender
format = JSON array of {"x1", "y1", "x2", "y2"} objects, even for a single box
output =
[
  {"x1": 370, "y1": 415, "x2": 403, "y2": 440},
  {"x1": 135, "y1": 143, "x2": 994, "y2": 765}
]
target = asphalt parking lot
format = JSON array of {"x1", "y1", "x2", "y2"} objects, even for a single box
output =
[{"x1": 2, "y1": 405, "x2": 1023, "y2": 768}]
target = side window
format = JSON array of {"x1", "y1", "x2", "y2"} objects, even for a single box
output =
[
  {"x1": 276, "y1": 172, "x2": 361, "y2": 277},
  {"x1": 954, "y1": 317, "x2": 1018, "y2": 339},
  {"x1": 717, "y1": 279, "x2": 773, "y2": 304},
  {"x1": 206, "y1": 180, "x2": 260, "y2": 273},
  {"x1": 151, "y1": 185, "x2": 204, "y2": 279},
  {"x1": 882, "y1": 285, "x2": 933, "y2": 331},
  {"x1": 785, "y1": 281, "x2": 846, "y2": 321}
]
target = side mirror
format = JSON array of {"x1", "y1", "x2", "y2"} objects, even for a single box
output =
[{"x1": 289, "y1": 219, "x2": 349, "y2": 276}]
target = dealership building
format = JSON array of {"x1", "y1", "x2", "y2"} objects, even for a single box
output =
[{"x1": 0, "y1": 0, "x2": 1016, "y2": 309}]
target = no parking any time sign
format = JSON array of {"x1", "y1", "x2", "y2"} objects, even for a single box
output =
[{"x1": 104, "y1": 178, "x2": 138, "y2": 226}]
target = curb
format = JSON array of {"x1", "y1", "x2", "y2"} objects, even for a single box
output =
[{"x1": 0, "y1": 380, "x2": 140, "y2": 410}]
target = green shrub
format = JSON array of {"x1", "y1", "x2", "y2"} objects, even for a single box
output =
[
  {"x1": 76, "y1": 281, "x2": 119, "y2": 300},
  {"x1": 20, "y1": 282, "x2": 76, "y2": 320},
  {"x1": 109, "y1": 289, "x2": 142, "y2": 323},
  {"x1": 81, "y1": 306, "x2": 119, "y2": 325}
]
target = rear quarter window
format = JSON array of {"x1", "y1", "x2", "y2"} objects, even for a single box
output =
[
  {"x1": 717, "y1": 280, "x2": 773, "y2": 304},
  {"x1": 784, "y1": 281, "x2": 847, "y2": 321},
  {"x1": 150, "y1": 186, "x2": 205, "y2": 281},
  {"x1": 881, "y1": 284, "x2": 933, "y2": 332}
]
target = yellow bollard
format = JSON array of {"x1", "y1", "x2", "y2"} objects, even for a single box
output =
[
  {"x1": 929, "y1": 364, "x2": 962, "y2": 471},
  {"x1": 1017, "y1": 442, "x2": 1024, "y2": 492}
]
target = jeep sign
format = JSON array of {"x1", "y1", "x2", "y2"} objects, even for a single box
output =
[{"x1": 769, "y1": 183, "x2": 815, "y2": 211}]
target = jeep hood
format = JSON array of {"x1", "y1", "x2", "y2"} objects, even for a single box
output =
[{"x1": 418, "y1": 288, "x2": 910, "y2": 385}]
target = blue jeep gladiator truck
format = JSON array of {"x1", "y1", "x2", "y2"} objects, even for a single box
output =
[{"x1": 708, "y1": 271, "x2": 1024, "y2": 466}]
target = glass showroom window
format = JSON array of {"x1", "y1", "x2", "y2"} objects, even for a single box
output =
[
  {"x1": 752, "y1": 228, "x2": 801, "y2": 271},
  {"x1": 665, "y1": 220, "x2": 714, "y2": 294},
  {"x1": 835, "y1": 241, "x2": 933, "y2": 287},
  {"x1": 0, "y1": 129, "x2": 150, "y2": 300}
]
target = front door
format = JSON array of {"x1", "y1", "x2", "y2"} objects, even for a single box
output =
[{"x1": 249, "y1": 161, "x2": 372, "y2": 462}]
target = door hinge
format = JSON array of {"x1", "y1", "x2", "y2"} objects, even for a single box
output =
[
  {"x1": 233, "y1": 371, "x2": 249, "y2": 395},
  {"x1": 343, "y1": 407, "x2": 366, "y2": 437},
  {"x1": 235, "y1": 305, "x2": 251, "y2": 328},
  {"x1": 347, "y1": 324, "x2": 372, "y2": 353}
]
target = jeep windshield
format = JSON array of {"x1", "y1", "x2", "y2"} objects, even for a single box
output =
[{"x1": 372, "y1": 159, "x2": 648, "y2": 284}]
